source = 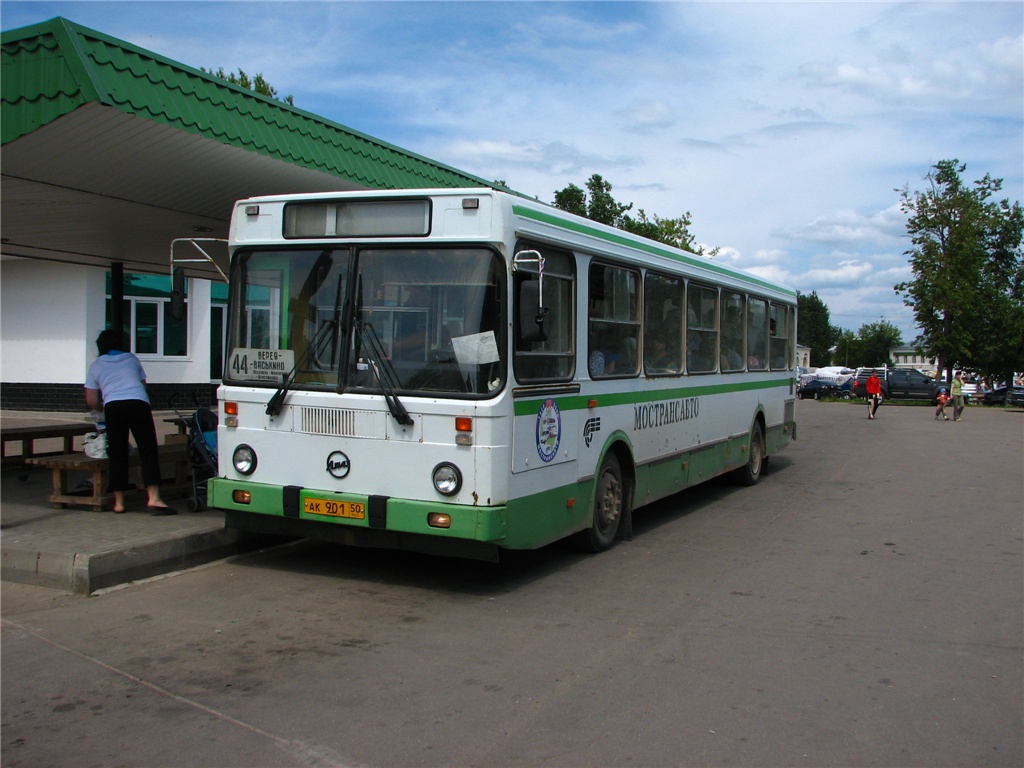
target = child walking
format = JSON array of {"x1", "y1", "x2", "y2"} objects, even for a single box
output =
[{"x1": 934, "y1": 389, "x2": 950, "y2": 420}]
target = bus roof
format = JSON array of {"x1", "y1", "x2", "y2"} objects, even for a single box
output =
[{"x1": 232, "y1": 187, "x2": 797, "y2": 301}]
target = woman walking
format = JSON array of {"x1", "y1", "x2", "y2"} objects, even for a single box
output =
[{"x1": 951, "y1": 371, "x2": 966, "y2": 421}]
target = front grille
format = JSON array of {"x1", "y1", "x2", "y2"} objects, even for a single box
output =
[{"x1": 300, "y1": 407, "x2": 379, "y2": 438}]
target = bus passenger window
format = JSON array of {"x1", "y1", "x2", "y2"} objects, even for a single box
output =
[
  {"x1": 720, "y1": 292, "x2": 745, "y2": 372},
  {"x1": 686, "y1": 283, "x2": 717, "y2": 374},
  {"x1": 589, "y1": 263, "x2": 640, "y2": 379},
  {"x1": 746, "y1": 298, "x2": 769, "y2": 371},
  {"x1": 769, "y1": 303, "x2": 789, "y2": 370},
  {"x1": 643, "y1": 273, "x2": 683, "y2": 376}
]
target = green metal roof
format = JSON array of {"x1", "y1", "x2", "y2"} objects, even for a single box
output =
[{"x1": 1, "y1": 17, "x2": 495, "y2": 191}]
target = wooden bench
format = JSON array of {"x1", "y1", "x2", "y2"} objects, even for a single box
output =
[
  {"x1": 1, "y1": 422, "x2": 95, "y2": 466},
  {"x1": 25, "y1": 443, "x2": 191, "y2": 511}
]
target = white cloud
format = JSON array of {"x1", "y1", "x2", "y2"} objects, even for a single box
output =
[
  {"x1": 780, "y1": 204, "x2": 908, "y2": 247},
  {"x1": 800, "y1": 259, "x2": 875, "y2": 289},
  {"x1": 442, "y1": 139, "x2": 639, "y2": 178},
  {"x1": 617, "y1": 101, "x2": 676, "y2": 133}
]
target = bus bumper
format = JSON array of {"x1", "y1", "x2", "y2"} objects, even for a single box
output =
[{"x1": 210, "y1": 478, "x2": 507, "y2": 561}]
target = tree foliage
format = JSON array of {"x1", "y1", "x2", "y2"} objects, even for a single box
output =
[
  {"x1": 553, "y1": 174, "x2": 717, "y2": 256},
  {"x1": 856, "y1": 320, "x2": 903, "y2": 368},
  {"x1": 828, "y1": 321, "x2": 902, "y2": 368},
  {"x1": 895, "y1": 159, "x2": 1024, "y2": 385},
  {"x1": 202, "y1": 67, "x2": 294, "y2": 106},
  {"x1": 796, "y1": 291, "x2": 838, "y2": 368},
  {"x1": 831, "y1": 329, "x2": 860, "y2": 369}
]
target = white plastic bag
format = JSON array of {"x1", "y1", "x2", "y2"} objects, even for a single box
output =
[{"x1": 83, "y1": 431, "x2": 107, "y2": 459}]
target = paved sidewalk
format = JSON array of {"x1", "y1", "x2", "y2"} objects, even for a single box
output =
[{"x1": 1, "y1": 410, "x2": 282, "y2": 594}]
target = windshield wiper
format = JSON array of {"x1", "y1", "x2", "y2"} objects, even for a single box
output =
[
  {"x1": 359, "y1": 322, "x2": 414, "y2": 426},
  {"x1": 266, "y1": 318, "x2": 337, "y2": 417}
]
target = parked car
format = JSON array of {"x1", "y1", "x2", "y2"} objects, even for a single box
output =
[
  {"x1": 982, "y1": 384, "x2": 1024, "y2": 406},
  {"x1": 1012, "y1": 387, "x2": 1024, "y2": 407},
  {"x1": 796, "y1": 379, "x2": 843, "y2": 400}
]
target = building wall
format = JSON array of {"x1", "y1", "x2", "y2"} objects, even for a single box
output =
[
  {"x1": 796, "y1": 345, "x2": 811, "y2": 369},
  {"x1": 891, "y1": 345, "x2": 936, "y2": 373},
  {"x1": 1, "y1": 259, "x2": 218, "y2": 411},
  {"x1": 1, "y1": 258, "x2": 98, "y2": 383}
]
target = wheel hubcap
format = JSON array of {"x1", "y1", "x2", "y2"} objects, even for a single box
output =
[{"x1": 597, "y1": 472, "x2": 621, "y2": 533}]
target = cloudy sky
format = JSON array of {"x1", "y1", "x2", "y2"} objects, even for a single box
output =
[{"x1": 4, "y1": 1, "x2": 1022, "y2": 341}]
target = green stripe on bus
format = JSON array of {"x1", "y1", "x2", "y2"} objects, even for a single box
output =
[
  {"x1": 513, "y1": 377, "x2": 791, "y2": 416},
  {"x1": 512, "y1": 204, "x2": 796, "y2": 298}
]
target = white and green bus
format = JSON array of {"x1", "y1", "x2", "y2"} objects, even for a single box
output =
[{"x1": 210, "y1": 188, "x2": 797, "y2": 560}]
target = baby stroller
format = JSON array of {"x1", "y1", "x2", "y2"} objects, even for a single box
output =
[{"x1": 173, "y1": 397, "x2": 219, "y2": 512}]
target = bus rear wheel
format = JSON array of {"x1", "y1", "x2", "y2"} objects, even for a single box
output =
[
  {"x1": 732, "y1": 422, "x2": 764, "y2": 486},
  {"x1": 574, "y1": 453, "x2": 623, "y2": 552}
]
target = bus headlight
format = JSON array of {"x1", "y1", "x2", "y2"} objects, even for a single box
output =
[
  {"x1": 432, "y1": 463, "x2": 462, "y2": 496},
  {"x1": 232, "y1": 444, "x2": 258, "y2": 475}
]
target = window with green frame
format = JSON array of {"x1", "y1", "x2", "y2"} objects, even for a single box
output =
[{"x1": 105, "y1": 272, "x2": 188, "y2": 357}]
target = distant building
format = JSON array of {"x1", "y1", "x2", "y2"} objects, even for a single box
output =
[
  {"x1": 890, "y1": 344, "x2": 936, "y2": 373},
  {"x1": 796, "y1": 344, "x2": 811, "y2": 369}
]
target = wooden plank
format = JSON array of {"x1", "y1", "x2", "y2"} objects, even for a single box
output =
[
  {"x1": 0, "y1": 423, "x2": 94, "y2": 440},
  {"x1": 1, "y1": 422, "x2": 95, "y2": 464}
]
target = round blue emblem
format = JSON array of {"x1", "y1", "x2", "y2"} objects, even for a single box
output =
[{"x1": 536, "y1": 398, "x2": 561, "y2": 463}]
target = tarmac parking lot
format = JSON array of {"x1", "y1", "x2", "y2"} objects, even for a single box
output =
[{"x1": 2, "y1": 399, "x2": 1022, "y2": 767}]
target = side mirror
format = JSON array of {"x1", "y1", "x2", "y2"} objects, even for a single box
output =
[
  {"x1": 171, "y1": 267, "x2": 186, "y2": 321},
  {"x1": 518, "y1": 278, "x2": 548, "y2": 342}
]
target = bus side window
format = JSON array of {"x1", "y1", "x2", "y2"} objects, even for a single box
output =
[
  {"x1": 513, "y1": 245, "x2": 575, "y2": 382},
  {"x1": 720, "y1": 291, "x2": 745, "y2": 372},
  {"x1": 589, "y1": 262, "x2": 640, "y2": 379},
  {"x1": 643, "y1": 273, "x2": 683, "y2": 376},
  {"x1": 769, "y1": 303, "x2": 789, "y2": 370},
  {"x1": 746, "y1": 297, "x2": 769, "y2": 371},
  {"x1": 686, "y1": 282, "x2": 717, "y2": 374}
]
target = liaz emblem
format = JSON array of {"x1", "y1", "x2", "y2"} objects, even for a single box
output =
[{"x1": 326, "y1": 450, "x2": 351, "y2": 479}]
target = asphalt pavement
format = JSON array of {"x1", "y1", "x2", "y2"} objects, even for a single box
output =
[{"x1": 1, "y1": 398, "x2": 1021, "y2": 767}]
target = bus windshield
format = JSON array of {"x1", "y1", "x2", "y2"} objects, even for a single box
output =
[
  {"x1": 226, "y1": 246, "x2": 505, "y2": 397},
  {"x1": 350, "y1": 247, "x2": 504, "y2": 396}
]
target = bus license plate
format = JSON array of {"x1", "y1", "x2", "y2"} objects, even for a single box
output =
[{"x1": 303, "y1": 497, "x2": 365, "y2": 519}]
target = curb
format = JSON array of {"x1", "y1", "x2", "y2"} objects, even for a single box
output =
[{"x1": 2, "y1": 529, "x2": 284, "y2": 595}]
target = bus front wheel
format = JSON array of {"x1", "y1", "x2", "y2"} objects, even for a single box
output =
[
  {"x1": 574, "y1": 453, "x2": 623, "y2": 552},
  {"x1": 733, "y1": 422, "x2": 764, "y2": 487}
]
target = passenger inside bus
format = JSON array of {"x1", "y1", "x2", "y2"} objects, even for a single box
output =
[
  {"x1": 589, "y1": 348, "x2": 620, "y2": 377},
  {"x1": 644, "y1": 335, "x2": 679, "y2": 373}
]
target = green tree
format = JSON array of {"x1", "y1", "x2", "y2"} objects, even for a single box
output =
[
  {"x1": 856, "y1": 320, "x2": 903, "y2": 368},
  {"x1": 553, "y1": 174, "x2": 715, "y2": 255},
  {"x1": 968, "y1": 196, "x2": 1024, "y2": 389},
  {"x1": 796, "y1": 291, "x2": 839, "y2": 368},
  {"x1": 831, "y1": 329, "x2": 860, "y2": 368},
  {"x1": 202, "y1": 67, "x2": 294, "y2": 106},
  {"x1": 553, "y1": 182, "x2": 588, "y2": 219},
  {"x1": 895, "y1": 159, "x2": 1023, "y2": 384}
]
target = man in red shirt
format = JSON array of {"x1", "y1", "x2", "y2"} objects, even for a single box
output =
[{"x1": 866, "y1": 370, "x2": 882, "y2": 420}]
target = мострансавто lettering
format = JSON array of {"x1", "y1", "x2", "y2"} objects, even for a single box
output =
[{"x1": 634, "y1": 398, "x2": 699, "y2": 430}]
